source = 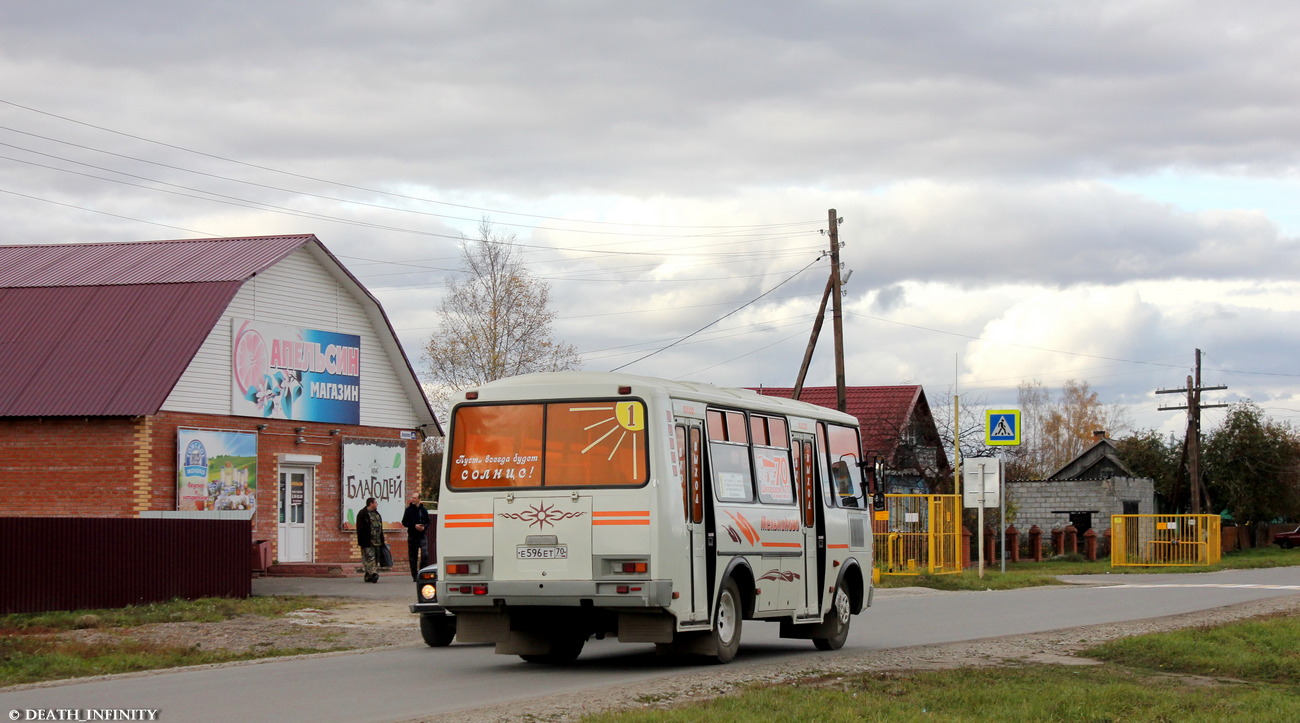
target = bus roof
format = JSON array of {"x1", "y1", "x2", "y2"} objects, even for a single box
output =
[{"x1": 461, "y1": 371, "x2": 860, "y2": 426}]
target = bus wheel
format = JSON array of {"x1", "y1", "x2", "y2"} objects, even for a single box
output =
[
  {"x1": 420, "y1": 614, "x2": 456, "y2": 647},
  {"x1": 710, "y1": 579, "x2": 743, "y2": 663},
  {"x1": 813, "y1": 586, "x2": 851, "y2": 651},
  {"x1": 520, "y1": 635, "x2": 586, "y2": 664}
]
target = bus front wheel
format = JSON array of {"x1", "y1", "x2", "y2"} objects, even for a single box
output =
[
  {"x1": 710, "y1": 579, "x2": 743, "y2": 663},
  {"x1": 813, "y1": 586, "x2": 851, "y2": 651}
]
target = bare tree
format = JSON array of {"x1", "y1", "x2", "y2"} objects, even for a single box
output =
[
  {"x1": 1011, "y1": 379, "x2": 1130, "y2": 479},
  {"x1": 929, "y1": 388, "x2": 996, "y2": 464},
  {"x1": 423, "y1": 219, "x2": 581, "y2": 406}
]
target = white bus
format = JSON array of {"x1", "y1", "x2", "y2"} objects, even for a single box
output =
[{"x1": 436, "y1": 371, "x2": 880, "y2": 663}]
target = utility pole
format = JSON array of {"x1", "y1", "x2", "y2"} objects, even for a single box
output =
[
  {"x1": 791, "y1": 275, "x2": 833, "y2": 401},
  {"x1": 828, "y1": 209, "x2": 847, "y2": 413},
  {"x1": 792, "y1": 209, "x2": 848, "y2": 412},
  {"x1": 1156, "y1": 349, "x2": 1228, "y2": 514}
]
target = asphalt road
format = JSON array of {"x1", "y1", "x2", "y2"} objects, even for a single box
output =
[{"x1": 3, "y1": 567, "x2": 1297, "y2": 722}]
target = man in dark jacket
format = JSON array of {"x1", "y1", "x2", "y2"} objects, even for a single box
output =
[
  {"x1": 356, "y1": 497, "x2": 385, "y2": 583},
  {"x1": 401, "y1": 492, "x2": 431, "y2": 581}
]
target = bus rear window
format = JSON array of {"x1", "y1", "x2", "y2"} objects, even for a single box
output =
[{"x1": 449, "y1": 401, "x2": 648, "y2": 489}]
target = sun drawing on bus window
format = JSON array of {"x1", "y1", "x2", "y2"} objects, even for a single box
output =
[{"x1": 568, "y1": 402, "x2": 644, "y2": 477}]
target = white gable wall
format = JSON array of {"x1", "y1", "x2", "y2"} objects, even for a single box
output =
[{"x1": 162, "y1": 247, "x2": 429, "y2": 429}]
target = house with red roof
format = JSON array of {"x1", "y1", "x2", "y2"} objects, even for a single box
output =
[
  {"x1": 755, "y1": 386, "x2": 950, "y2": 494},
  {"x1": 0, "y1": 235, "x2": 440, "y2": 568}
]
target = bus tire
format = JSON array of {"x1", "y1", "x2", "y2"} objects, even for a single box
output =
[
  {"x1": 420, "y1": 614, "x2": 456, "y2": 647},
  {"x1": 520, "y1": 635, "x2": 585, "y2": 664},
  {"x1": 710, "y1": 579, "x2": 743, "y2": 663},
  {"x1": 813, "y1": 586, "x2": 851, "y2": 651}
]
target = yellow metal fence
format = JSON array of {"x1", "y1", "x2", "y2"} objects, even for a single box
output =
[
  {"x1": 1111, "y1": 514, "x2": 1222, "y2": 567},
  {"x1": 873, "y1": 494, "x2": 962, "y2": 575}
]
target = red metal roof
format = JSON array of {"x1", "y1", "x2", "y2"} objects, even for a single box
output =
[
  {"x1": 0, "y1": 236, "x2": 312, "y2": 417},
  {"x1": 0, "y1": 235, "x2": 311, "y2": 287}
]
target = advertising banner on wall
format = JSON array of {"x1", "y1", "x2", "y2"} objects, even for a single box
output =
[
  {"x1": 231, "y1": 319, "x2": 361, "y2": 424},
  {"x1": 341, "y1": 439, "x2": 406, "y2": 530},
  {"x1": 177, "y1": 428, "x2": 258, "y2": 512}
]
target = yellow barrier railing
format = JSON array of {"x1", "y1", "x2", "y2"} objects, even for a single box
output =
[
  {"x1": 1111, "y1": 514, "x2": 1221, "y2": 567},
  {"x1": 873, "y1": 494, "x2": 962, "y2": 575}
]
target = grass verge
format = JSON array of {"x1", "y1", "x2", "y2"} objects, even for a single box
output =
[
  {"x1": 0, "y1": 596, "x2": 343, "y2": 687},
  {"x1": 585, "y1": 610, "x2": 1300, "y2": 722}
]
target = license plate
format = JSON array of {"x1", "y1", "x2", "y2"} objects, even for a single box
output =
[{"x1": 517, "y1": 545, "x2": 568, "y2": 560}]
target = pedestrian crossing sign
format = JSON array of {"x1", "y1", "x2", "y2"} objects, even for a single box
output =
[{"x1": 985, "y1": 409, "x2": 1021, "y2": 446}]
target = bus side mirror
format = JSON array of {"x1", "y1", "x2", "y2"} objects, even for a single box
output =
[{"x1": 863, "y1": 454, "x2": 886, "y2": 511}]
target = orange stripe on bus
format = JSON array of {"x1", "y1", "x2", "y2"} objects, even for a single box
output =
[
  {"x1": 827, "y1": 544, "x2": 849, "y2": 549},
  {"x1": 760, "y1": 541, "x2": 803, "y2": 548},
  {"x1": 592, "y1": 510, "x2": 650, "y2": 517},
  {"x1": 444, "y1": 522, "x2": 494, "y2": 528},
  {"x1": 592, "y1": 519, "x2": 651, "y2": 525},
  {"x1": 444, "y1": 514, "x2": 493, "y2": 520}
]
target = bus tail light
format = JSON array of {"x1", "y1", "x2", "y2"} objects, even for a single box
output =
[
  {"x1": 446, "y1": 562, "x2": 481, "y2": 575},
  {"x1": 619, "y1": 562, "x2": 647, "y2": 573}
]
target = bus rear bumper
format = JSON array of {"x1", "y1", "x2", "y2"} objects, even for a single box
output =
[{"x1": 441, "y1": 579, "x2": 673, "y2": 609}]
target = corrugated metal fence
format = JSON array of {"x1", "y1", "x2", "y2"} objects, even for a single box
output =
[{"x1": 1, "y1": 517, "x2": 252, "y2": 614}]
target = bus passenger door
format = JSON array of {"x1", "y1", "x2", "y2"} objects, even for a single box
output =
[
  {"x1": 793, "y1": 434, "x2": 823, "y2": 618},
  {"x1": 676, "y1": 423, "x2": 709, "y2": 623}
]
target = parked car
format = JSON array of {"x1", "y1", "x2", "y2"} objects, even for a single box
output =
[
  {"x1": 1274, "y1": 525, "x2": 1300, "y2": 550},
  {"x1": 410, "y1": 564, "x2": 456, "y2": 646}
]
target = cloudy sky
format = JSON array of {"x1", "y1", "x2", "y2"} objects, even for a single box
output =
[{"x1": 3, "y1": 1, "x2": 1298, "y2": 437}]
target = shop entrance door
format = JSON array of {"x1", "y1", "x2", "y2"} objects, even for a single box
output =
[{"x1": 278, "y1": 467, "x2": 313, "y2": 562}]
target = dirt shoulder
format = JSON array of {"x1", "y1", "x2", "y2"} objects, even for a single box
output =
[{"x1": 50, "y1": 598, "x2": 419, "y2": 656}]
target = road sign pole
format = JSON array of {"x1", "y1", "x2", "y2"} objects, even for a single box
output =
[
  {"x1": 999, "y1": 460, "x2": 1006, "y2": 574},
  {"x1": 977, "y1": 482, "x2": 985, "y2": 579}
]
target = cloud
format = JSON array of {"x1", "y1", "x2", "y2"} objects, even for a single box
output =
[{"x1": 4, "y1": 1, "x2": 1300, "y2": 434}]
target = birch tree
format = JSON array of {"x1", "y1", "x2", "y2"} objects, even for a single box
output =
[{"x1": 424, "y1": 219, "x2": 581, "y2": 402}]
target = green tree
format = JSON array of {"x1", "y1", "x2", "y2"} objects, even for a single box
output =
[
  {"x1": 1113, "y1": 428, "x2": 1180, "y2": 500},
  {"x1": 1202, "y1": 402, "x2": 1300, "y2": 545},
  {"x1": 423, "y1": 218, "x2": 581, "y2": 402}
]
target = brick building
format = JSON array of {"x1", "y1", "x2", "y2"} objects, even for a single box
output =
[{"x1": 0, "y1": 235, "x2": 440, "y2": 567}]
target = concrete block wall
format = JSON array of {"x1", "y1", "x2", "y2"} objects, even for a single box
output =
[{"x1": 1007, "y1": 476, "x2": 1155, "y2": 536}]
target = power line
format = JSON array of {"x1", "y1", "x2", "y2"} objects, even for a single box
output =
[
  {"x1": 0, "y1": 98, "x2": 822, "y2": 232},
  {"x1": 0, "y1": 187, "x2": 214, "y2": 236},
  {"x1": 609, "y1": 255, "x2": 825, "y2": 372}
]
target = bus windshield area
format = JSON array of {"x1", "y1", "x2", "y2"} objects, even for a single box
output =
[
  {"x1": 822, "y1": 422, "x2": 866, "y2": 508},
  {"x1": 448, "y1": 400, "x2": 649, "y2": 489}
]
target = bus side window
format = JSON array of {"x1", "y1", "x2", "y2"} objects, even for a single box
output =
[{"x1": 707, "y1": 409, "x2": 753, "y2": 503}]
